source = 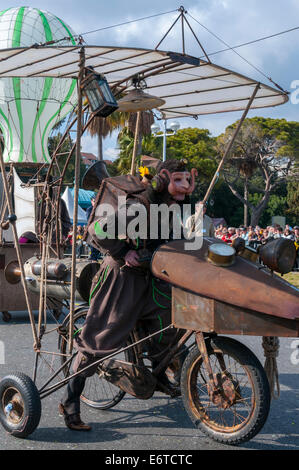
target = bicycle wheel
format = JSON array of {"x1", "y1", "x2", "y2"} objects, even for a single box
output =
[
  {"x1": 59, "y1": 307, "x2": 134, "y2": 410},
  {"x1": 181, "y1": 336, "x2": 271, "y2": 445}
]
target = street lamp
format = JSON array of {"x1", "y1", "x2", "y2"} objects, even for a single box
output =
[{"x1": 151, "y1": 120, "x2": 180, "y2": 161}]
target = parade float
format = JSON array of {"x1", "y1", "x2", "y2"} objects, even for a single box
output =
[{"x1": 0, "y1": 6, "x2": 298, "y2": 445}]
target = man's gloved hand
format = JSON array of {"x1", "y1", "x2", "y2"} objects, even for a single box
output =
[
  {"x1": 124, "y1": 250, "x2": 142, "y2": 267},
  {"x1": 124, "y1": 248, "x2": 152, "y2": 268}
]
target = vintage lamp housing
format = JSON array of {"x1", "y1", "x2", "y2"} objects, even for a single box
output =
[
  {"x1": 258, "y1": 238, "x2": 296, "y2": 274},
  {"x1": 82, "y1": 67, "x2": 119, "y2": 117}
]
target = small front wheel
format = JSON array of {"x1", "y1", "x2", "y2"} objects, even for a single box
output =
[
  {"x1": 181, "y1": 336, "x2": 271, "y2": 446},
  {"x1": 0, "y1": 372, "x2": 41, "y2": 438}
]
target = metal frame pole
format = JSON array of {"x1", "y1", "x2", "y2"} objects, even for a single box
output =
[
  {"x1": 130, "y1": 110, "x2": 141, "y2": 175},
  {"x1": 68, "y1": 47, "x2": 85, "y2": 353},
  {"x1": 39, "y1": 323, "x2": 174, "y2": 399},
  {"x1": 202, "y1": 83, "x2": 260, "y2": 206},
  {"x1": 162, "y1": 119, "x2": 167, "y2": 162}
]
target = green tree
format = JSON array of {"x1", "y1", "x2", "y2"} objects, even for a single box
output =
[
  {"x1": 48, "y1": 132, "x2": 86, "y2": 186},
  {"x1": 217, "y1": 117, "x2": 299, "y2": 226},
  {"x1": 115, "y1": 126, "x2": 219, "y2": 207}
]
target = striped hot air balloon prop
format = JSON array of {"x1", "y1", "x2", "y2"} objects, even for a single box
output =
[{"x1": 0, "y1": 7, "x2": 78, "y2": 164}]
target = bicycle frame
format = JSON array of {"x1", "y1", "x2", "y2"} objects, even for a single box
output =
[{"x1": 37, "y1": 321, "x2": 194, "y2": 400}]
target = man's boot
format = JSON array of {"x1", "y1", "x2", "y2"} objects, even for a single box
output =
[
  {"x1": 59, "y1": 403, "x2": 91, "y2": 431},
  {"x1": 60, "y1": 373, "x2": 92, "y2": 431},
  {"x1": 152, "y1": 361, "x2": 181, "y2": 398},
  {"x1": 166, "y1": 345, "x2": 189, "y2": 387}
]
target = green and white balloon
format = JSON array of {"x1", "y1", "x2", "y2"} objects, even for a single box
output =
[{"x1": 0, "y1": 7, "x2": 78, "y2": 164}]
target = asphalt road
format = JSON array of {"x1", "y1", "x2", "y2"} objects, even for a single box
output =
[{"x1": 0, "y1": 310, "x2": 298, "y2": 451}]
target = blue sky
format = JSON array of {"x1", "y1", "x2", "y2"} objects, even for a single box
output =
[{"x1": 1, "y1": 0, "x2": 298, "y2": 159}]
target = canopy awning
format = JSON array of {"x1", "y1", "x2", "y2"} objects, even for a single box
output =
[
  {"x1": 70, "y1": 188, "x2": 95, "y2": 209},
  {"x1": 0, "y1": 45, "x2": 288, "y2": 119}
]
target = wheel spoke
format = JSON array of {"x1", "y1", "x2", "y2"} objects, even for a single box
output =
[{"x1": 190, "y1": 349, "x2": 256, "y2": 431}]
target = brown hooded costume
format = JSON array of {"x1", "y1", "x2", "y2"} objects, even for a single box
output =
[{"x1": 61, "y1": 160, "x2": 193, "y2": 415}]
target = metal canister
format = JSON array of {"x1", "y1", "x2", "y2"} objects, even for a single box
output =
[
  {"x1": 207, "y1": 243, "x2": 236, "y2": 267},
  {"x1": 24, "y1": 256, "x2": 101, "y2": 302},
  {"x1": 31, "y1": 260, "x2": 67, "y2": 279}
]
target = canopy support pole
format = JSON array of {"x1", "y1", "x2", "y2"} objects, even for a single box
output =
[
  {"x1": 155, "y1": 6, "x2": 211, "y2": 62},
  {"x1": 202, "y1": 83, "x2": 261, "y2": 206},
  {"x1": 68, "y1": 47, "x2": 85, "y2": 354},
  {"x1": 130, "y1": 111, "x2": 141, "y2": 175}
]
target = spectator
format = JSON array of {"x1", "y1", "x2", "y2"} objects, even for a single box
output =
[
  {"x1": 185, "y1": 201, "x2": 215, "y2": 238},
  {"x1": 231, "y1": 228, "x2": 241, "y2": 241},
  {"x1": 76, "y1": 225, "x2": 85, "y2": 257},
  {"x1": 261, "y1": 229, "x2": 269, "y2": 244},
  {"x1": 283, "y1": 228, "x2": 294, "y2": 240},
  {"x1": 293, "y1": 227, "x2": 299, "y2": 271},
  {"x1": 248, "y1": 229, "x2": 257, "y2": 248},
  {"x1": 214, "y1": 225, "x2": 224, "y2": 239},
  {"x1": 274, "y1": 226, "x2": 283, "y2": 239},
  {"x1": 227, "y1": 227, "x2": 235, "y2": 240},
  {"x1": 221, "y1": 227, "x2": 231, "y2": 243},
  {"x1": 240, "y1": 226, "x2": 249, "y2": 242}
]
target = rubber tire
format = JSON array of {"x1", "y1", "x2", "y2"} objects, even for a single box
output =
[
  {"x1": 59, "y1": 308, "x2": 131, "y2": 410},
  {"x1": 0, "y1": 372, "x2": 41, "y2": 438},
  {"x1": 181, "y1": 336, "x2": 271, "y2": 446}
]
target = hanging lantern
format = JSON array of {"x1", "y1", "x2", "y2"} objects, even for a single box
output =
[{"x1": 81, "y1": 67, "x2": 118, "y2": 117}]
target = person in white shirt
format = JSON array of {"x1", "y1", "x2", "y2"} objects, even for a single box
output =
[
  {"x1": 185, "y1": 200, "x2": 214, "y2": 239},
  {"x1": 240, "y1": 226, "x2": 249, "y2": 242}
]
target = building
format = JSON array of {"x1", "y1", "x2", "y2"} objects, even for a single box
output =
[{"x1": 81, "y1": 152, "x2": 113, "y2": 168}]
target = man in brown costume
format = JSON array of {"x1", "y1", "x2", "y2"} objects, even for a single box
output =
[{"x1": 59, "y1": 159, "x2": 197, "y2": 431}]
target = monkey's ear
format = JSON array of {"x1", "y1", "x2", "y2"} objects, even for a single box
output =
[{"x1": 151, "y1": 174, "x2": 165, "y2": 192}]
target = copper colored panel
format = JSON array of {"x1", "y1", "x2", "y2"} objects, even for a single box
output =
[
  {"x1": 172, "y1": 287, "x2": 215, "y2": 332},
  {"x1": 151, "y1": 239, "x2": 299, "y2": 320},
  {"x1": 0, "y1": 244, "x2": 39, "y2": 311},
  {"x1": 172, "y1": 286, "x2": 299, "y2": 337}
]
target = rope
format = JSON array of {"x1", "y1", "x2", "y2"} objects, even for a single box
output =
[
  {"x1": 187, "y1": 12, "x2": 288, "y2": 92},
  {"x1": 262, "y1": 336, "x2": 280, "y2": 399}
]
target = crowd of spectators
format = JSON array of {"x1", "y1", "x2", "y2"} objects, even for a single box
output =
[{"x1": 214, "y1": 223, "x2": 299, "y2": 270}]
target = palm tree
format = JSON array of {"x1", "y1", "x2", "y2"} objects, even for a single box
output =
[
  {"x1": 86, "y1": 109, "x2": 154, "y2": 168},
  {"x1": 86, "y1": 111, "x2": 128, "y2": 160},
  {"x1": 116, "y1": 111, "x2": 154, "y2": 174}
]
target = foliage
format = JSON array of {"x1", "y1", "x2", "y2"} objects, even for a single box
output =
[
  {"x1": 106, "y1": 117, "x2": 298, "y2": 227},
  {"x1": 48, "y1": 132, "x2": 86, "y2": 186},
  {"x1": 217, "y1": 117, "x2": 299, "y2": 226},
  {"x1": 203, "y1": 179, "x2": 244, "y2": 227},
  {"x1": 165, "y1": 128, "x2": 217, "y2": 177}
]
